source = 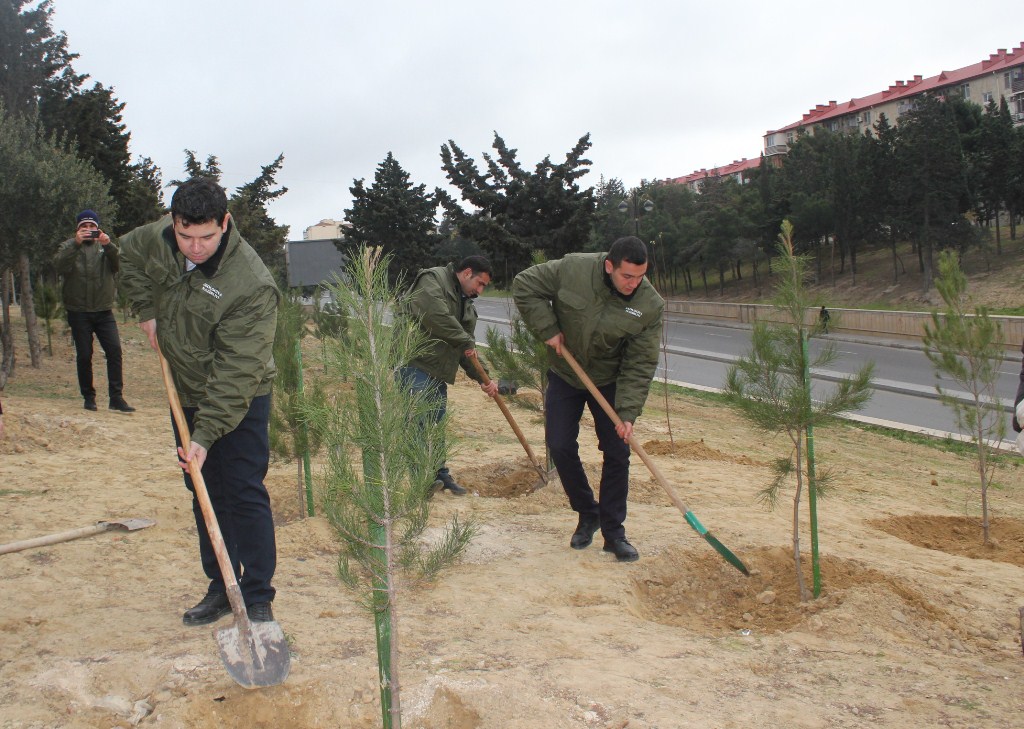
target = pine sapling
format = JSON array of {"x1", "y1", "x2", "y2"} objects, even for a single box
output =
[
  {"x1": 922, "y1": 250, "x2": 1007, "y2": 544},
  {"x1": 305, "y1": 248, "x2": 474, "y2": 729},
  {"x1": 724, "y1": 220, "x2": 873, "y2": 600}
]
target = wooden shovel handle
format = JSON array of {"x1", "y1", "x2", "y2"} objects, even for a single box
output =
[
  {"x1": 158, "y1": 350, "x2": 257, "y2": 643},
  {"x1": 467, "y1": 353, "x2": 544, "y2": 473},
  {"x1": 0, "y1": 523, "x2": 110, "y2": 555},
  {"x1": 558, "y1": 347, "x2": 692, "y2": 518}
]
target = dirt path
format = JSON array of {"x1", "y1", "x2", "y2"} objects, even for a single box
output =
[{"x1": 1, "y1": 322, "x2": 1022, "y2": 728}]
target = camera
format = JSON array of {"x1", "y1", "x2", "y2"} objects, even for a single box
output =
[{"x1": 86, "y1": 230, "x2": 101, "y2": 239}]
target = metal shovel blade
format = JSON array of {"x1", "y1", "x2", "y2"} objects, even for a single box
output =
[{"x1": 215, "y1": 619, "x2": 291, "y2": 689}]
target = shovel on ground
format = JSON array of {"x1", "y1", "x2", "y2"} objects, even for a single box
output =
[
  {"x1": 468, "y1": 353, "x2": 556, "y2": 490},
  {"x1": 559, "y1": 345, "x2": 749, "y2": 576},
  {"x1": 158, "y1": 350, "x2": 290, "y2": 689},
  {"x1": 0, "y1": 518, "x2": 156, "y2": 555}
]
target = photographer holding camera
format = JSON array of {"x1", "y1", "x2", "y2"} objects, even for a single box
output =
[{"x1": 55, "y1": 210, "x2": 134, "y2": 413}]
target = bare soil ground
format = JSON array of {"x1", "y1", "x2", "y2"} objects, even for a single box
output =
[{"x1": 1, "y1": 313, "x2": 1023, "y2": 728}]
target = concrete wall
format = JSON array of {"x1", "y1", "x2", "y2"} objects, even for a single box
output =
[{"x1": 665, "y1": 301, "x2": 1024, "y2": 350}]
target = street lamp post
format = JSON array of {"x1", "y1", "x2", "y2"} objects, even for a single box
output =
[
  {"x1": 617, "y1": 193, "x2": 654, "y2": 237},
  {"x1": 618, "y1": 192, "x2": 657, "y2": 288}
]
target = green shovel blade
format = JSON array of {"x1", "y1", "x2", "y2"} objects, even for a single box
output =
[{"x1": 684, "y1": 510, "x2": 750, "y2": 576}]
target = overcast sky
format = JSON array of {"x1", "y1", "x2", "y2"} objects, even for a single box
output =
[{"x1": 50, "y1": 1, "x2": 1021, "y2": 239}]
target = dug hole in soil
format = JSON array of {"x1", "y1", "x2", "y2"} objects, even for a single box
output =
[{"x1": 1, "y1": 320, "x2": 1023, "y2": 728}]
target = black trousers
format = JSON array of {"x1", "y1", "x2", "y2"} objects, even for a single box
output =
[
  {"x1": 545, "y1": 370, "x2": 631, "y2": 541},
  {"x1": 67, "y1": 309, "x2": 123, "y2": 402},
  {"x1": 172, "y1": 394, "x2": 277, "y2": 605}
]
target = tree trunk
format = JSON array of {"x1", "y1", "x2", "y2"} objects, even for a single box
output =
[
  {"x1": 993, "y1": 207, "x2": 1002, "y2": 256},
  {"x1": 19, "y1": 253, "x2": 42, "y2": 368},
  {"x1": 890, "y1": 229, "x2": 899, "y2": 284},
  {"x1": 1, "y1": 267, "x2": 15, "y2": 387},
  {"x1": 792, "y1": 437, "x2": 810, "y2": 602}
]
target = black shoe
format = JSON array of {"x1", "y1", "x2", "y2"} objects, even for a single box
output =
[
  {"x1": 434, "y1": 473, "x2": 468, "y2": 496},
  {"x1": 109, "y1": 398, "x2": 136, "y2": 413},
  {"x1": 84, "y1": 399, "x2": 97, "y2": 411},
  {"x1": 570, "y1": 514, "x2": 601, "y2": 550},
  {"x1": 603, "y1": 537, "x2": 639, "y2": 562},
  {"x1": 247, "y1": 602, "x2": 274, "y2": 622},
  {"x1": 182, "y1": 591, "x2": 231, "y2": 626}
]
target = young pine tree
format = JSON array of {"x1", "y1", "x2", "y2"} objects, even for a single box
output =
[
  {"x1": 724, "y1": 220, "x2": 873, "y2": 601},
  {"x1": 269, "y1": 291, "x2": 324, "y2": 517},
  {"x1": 922, "y1": 250, "x2": 1007, "y2": 544},
  {"x1": 305, "y1": 248, "x2": 474, "y2": 729}
]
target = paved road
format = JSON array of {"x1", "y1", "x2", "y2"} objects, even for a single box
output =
[{"x1": 473, "y1": 297, "x2": 1020, "y2": 447}]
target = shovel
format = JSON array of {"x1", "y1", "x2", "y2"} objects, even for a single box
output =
[
  {"x1": 468, "y1": 353, "x2": 555, "y2": 490},
  {"x1": 0, "y1": 518, "x2": 155, "y2": 555},
  {"x1": 158, "y1": 350, "x2": 290, "y2": 688},
  {"x1": 559, "y1": 346, "x2": 749, "y2": 576}
]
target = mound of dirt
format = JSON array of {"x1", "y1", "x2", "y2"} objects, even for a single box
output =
[
  {"x1": 632, "y1": 545, "x2": 974, "y2": 648},
  {"x1": 643, "y1": 438, "x2": 765, "y2": 467},
  {"x1": 456, "y1": 460, "x2": 546, "y2": 498},
  {"x1": 869, "y1": 514, "x2": 1024, "y2": 568}
]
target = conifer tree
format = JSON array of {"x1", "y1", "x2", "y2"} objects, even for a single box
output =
[
  {"x1": 922, "y1": 250, "x2": 1006, "y2": 544},
  {"x1": 345, "y1": 153, "x2": 439, "y2": 286},
  {"x1": 724, "y1": 221, "x2": 873, "y2": 600},
  {"x1": 306, "y1": 249, "x2": 474, "y2": 729}
]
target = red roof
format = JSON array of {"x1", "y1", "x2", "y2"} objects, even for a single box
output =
[
  {"x1": 766, "y1": 42, "x2": 1024, "y2": 134},
  {"x1": 667, "y1": 157, "x2": 761, "y2": 186}
]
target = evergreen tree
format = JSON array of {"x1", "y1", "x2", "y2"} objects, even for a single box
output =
[
  {"x1": 117, "y1": 156, "x2": 165, "y2": 230},
  {"x1": 0, "y1": 0, "x2": 81, "y2": 114},
  {"x1": 922, "y1": 250, "x2": 1006, "y2": 544},
  {"x1": 172, "y1": 149, "x2": 222, "y2": 184},
  {"x1": 307, "y1": 249, "x2": 473, "y2": 728},
  {"x1": 724, "y1": 220, "x2": 873, "y2": 600},
  {"x1": 970, "y1": 98, "x2": 1014, "y2": 254},
  {"x1": 0, "y1": 105, "x2": 112, "y2": 376},
  {"x1": 894, "y1": 94, "x2": 970, "y2": 292},
  {"x1": 230, "y1": 153, "x2": 289, "y2": 280},
  {"x1": 588, "y1": 175, "x2": 628, "y2": 251},
  {"x1": 438, "y1": 132, "x2": 595, "y2": 285},
  {"x1": 344, "y1": 152, "x2": 439, "y2": 286}
]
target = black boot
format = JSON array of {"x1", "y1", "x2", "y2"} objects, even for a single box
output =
[
  {"x1": 570, "y1": 513, "x2": 600, "y2": 549},
  {"x1": 109, "y1": 398, "x2": 136, "y2": 413},
  {"x1": 183, "y1": 591, "x2": 231, "y2": 626},
  {"x1": 603, "y1": 537, "x2": 639, "y2": 562}
]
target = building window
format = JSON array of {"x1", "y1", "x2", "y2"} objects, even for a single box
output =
[
  {"x1": 863, "y1": 110, "x2": 872, "y2": 126},
  {"x1": 982, "y1": 91, "x2": 994, "y2": 105},
  {"x1": 1005, "y1": 71, "x2": 1012, "y2": 89},
  {"x1": 829, "y1": 120, "x2": 840, "y2": 131},
  {"x1": 766, "y1": 134, "x2": 775, "y2": 147},
  {"x1": 786, "y1": 131, "x2": 794, "y2": 144},
  {"x1": 960, "y1": 83, "x2": 970, "y2": 99}
]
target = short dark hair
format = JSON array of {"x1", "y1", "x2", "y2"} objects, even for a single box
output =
[
  {"x1": 456, "y1": 255, "x2": 492, "y2": 277},
  {"x1": 171, "y1": 177, "x2": 229, "y2": 226},
  {"x1": 608, "y1": 236, "x2": 648, "y2": 266}
]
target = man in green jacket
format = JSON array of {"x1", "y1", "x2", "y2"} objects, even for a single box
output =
[
  {"x1": 55, "y1": 210, "x2": 134, "y2": 412},
  {"x1": 398, "y1": 256, "x2": 499, "y2": 495},
  {"x1": 513, "y1": 237, "x2": 664, "y2": 562},
  {"x1": 119, "y1": 177, "x2": 281, "y2": 626}
]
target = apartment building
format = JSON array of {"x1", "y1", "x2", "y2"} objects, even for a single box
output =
[
  {"x1": 668, "y1": 157, "x2": 761, "y2": 192},
  {"x1": 302, "y1": 218, "x2": 346, "y2": 241},
  {"x1": 763, "y1": 42, "x2": 1024, "y2": 160},
  {"x1": 669, "y1": 42, "x2": 1024, "y2": 188}
]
